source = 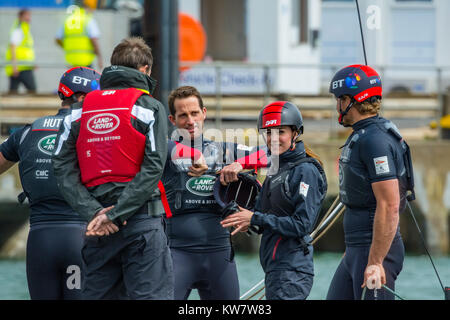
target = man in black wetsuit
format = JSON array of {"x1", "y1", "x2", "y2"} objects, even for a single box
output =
[
  {"x1": 326, "y1": 64, "x2": 415, "y2": 300},
  {"x1": 163, "y1": 86, "x2": 268, "y2": 300},
  {"x1": 0, "y1": 66, "x2": 100, "y2": 299}
]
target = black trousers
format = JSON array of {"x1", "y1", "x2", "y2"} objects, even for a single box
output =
[
  {"x1": 81, "y1": 215, "x2": 174, "y2": 300},
  {"x1": 9, "y1": 69, "x2": 36, "y2": 93},
  {"x1": 326, "y1": 238, "x2": 405, "y2": 300},
  {"x1": 171, "y1": 247, "x2": 239, "y2": 300},
  {"x1": 26, "y1": 222, "x2": 86, "y2": 300}
]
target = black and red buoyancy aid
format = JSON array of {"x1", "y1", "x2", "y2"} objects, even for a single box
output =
[{"x1": 76, "y1": 88, "x2": 146, "y2": 187}]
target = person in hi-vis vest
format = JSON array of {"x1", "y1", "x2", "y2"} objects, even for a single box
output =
[
  {"x1": 55, "y1": 1, "x2": 103, "y2": 70},
  {"x1": 5, "y1": 9, "x2": 37, "y2": 94}
]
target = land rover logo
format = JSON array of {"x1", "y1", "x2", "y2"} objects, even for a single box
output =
[
  {"x1": 87, "y1": 113, "x2": 120, "y2": 134},
  {"x1": 186, "y1": 175, "x2": 216, "y2": 196},
  {"x1": 38, "y1": 134, "x2": 57, "y2": 155}
]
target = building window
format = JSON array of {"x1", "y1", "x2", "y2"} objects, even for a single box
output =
[
  {"x1": 201, "y1": 0, "x2": 247, "y2": 60},
  {"x1": 300, "y1": 0, "x2": 308, "y2": 43},
  {"x1": 292, "y1": 0, "x2": 309, "y2": 44}
]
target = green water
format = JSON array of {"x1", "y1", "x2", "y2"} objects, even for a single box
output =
[
  {"x1": 1, "y1": 252, "x2": 449, "y2": 300},
  {"x1": 234, "y1": 252, "x2": 450, "y2": 300}
]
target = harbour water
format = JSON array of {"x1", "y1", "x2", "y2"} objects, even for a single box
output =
[{"x1": 1, "y1": 252, "x2": 449, "y2": 300}]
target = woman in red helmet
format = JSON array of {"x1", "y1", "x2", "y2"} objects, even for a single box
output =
[{"x1": 221, "y1": 101, "x2": 327, "y2": 300}]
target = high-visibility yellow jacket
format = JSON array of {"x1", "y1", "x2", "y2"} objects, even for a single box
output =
[
  {"x1": 5, "y1": 20, "x2": 35, "y2": 76},
  {"x1": 62, "y1": 8, "x2": 95, "y2": 67}
]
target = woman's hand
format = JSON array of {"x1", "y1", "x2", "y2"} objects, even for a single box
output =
[{"x1": 221, "y1": 206, "x2": 254, "y2": 236}]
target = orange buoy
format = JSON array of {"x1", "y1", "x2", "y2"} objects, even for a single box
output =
[{"x1": 179, "y1": 13, "x2": 207, "y2": 72}]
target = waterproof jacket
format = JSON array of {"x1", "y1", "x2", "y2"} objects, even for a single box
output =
[
  {"x1": 251, "y1": 142, "x2": 327, "y2": 274},
  {"x1": 52, "y1": 66, "x2": 168, "y2": 224}
]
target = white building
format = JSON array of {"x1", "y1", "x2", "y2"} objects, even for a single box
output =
[
  {"x1": 320, "y1": 0, "x2": 450, "y2": 93},
  {"x1": 180, "y1": 0, "x2": 450, "y2": 95},
  {"x1": 1, "y1": 0, "x2": 449, "y2": 95},
  {"x1": 179, "y1": 0, "x2": 322, "y2": 95}
]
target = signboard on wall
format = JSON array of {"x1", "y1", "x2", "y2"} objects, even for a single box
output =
[{"x1": 179, "y1": 67, "x2": 270, "y2": 94}]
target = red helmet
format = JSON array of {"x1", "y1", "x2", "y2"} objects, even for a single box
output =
[
  {"x1": 257, "y1": 101, "x2": 304, "y2": 134},
  {"x1": 58, "y1": 66, "x2": 101, "y2": 100},
  {"x1": 329, "y1": 64, "x2": 382, "y2": 103}
]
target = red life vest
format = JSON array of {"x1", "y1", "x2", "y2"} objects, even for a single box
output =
[{"x1": 76, "y1": 88, "x2": 146, "y2": 187}]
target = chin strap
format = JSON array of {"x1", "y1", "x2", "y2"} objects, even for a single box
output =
[{"x1": 338, "y1": 98, "x2": 355, "y2": 127}]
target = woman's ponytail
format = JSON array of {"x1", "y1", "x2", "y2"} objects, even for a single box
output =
[{"x1": 304, "y1": 144, "x2": 323, "y2": 167}]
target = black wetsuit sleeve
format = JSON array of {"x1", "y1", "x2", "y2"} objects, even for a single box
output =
[
  {"x1": 0, "y1": 126, "x2": 24, "y2": 162},
  {"x1": 250, "y1": 163, "x2": 325, "y2": 238}
]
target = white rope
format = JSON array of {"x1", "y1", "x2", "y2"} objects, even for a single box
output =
[
  {"x1": 310, "y1": 202, "x2": 344, "y2": 240},
  {"x1": 240, "y1": 279, "x2": 264, "y2": 300}
]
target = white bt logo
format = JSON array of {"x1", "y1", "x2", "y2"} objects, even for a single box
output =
[{"x1": 72, "y1": 76, "x2": 91, "y2": 86}]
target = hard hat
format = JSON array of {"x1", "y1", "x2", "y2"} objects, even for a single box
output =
[
  {"x1": 58, "y1": 66, "x2": 101, "y2": 100},
  {"x1": 329, "y1": 64, "x2": 382, "y2": 103},
  {"x1": 257, "y1": 101, "x2": 304, "y2": 134}
]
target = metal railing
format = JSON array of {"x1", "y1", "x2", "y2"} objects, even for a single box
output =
[
  {"x1": 179, "y1": 61, "x2": 450, "y2": 92},
  {"x1": 1, "y1": 61, "x2": 449, "y2": 127},
  {"x1": 178, "y1": 61, "x2": 450, "y2": 127}
]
